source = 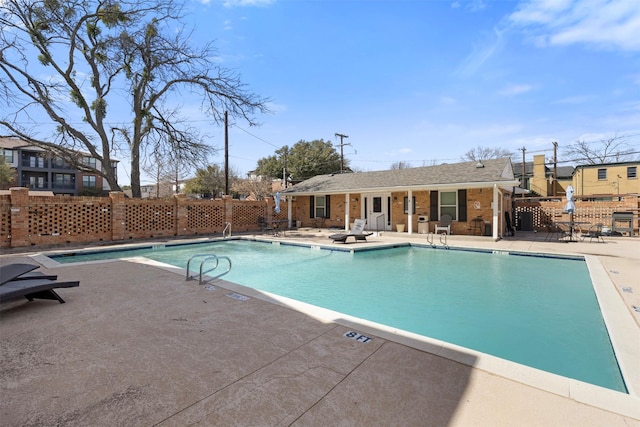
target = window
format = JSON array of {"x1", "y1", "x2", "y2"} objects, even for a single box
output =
[
  {"x1": 82, "y1": 157, "x2": 97, "y2": 168},
  {"x1": 597, "y1": 168, "x2": 607, "y2": 180},
  {"x1": 52, "y1": 157, "x2": 69, "y2": 168},
  {"x1": 440, "y1": 191, "x2": 457, "y2": 220},
  {"x1": 82, "y1": 175, "x2": 97, "y2": 188},
  {"x1": 314, "y1": 195, "x2": 326, "y2": 218},
  {"x1": 1, "y1": 149, "x2": 13, "y2": 163},
  {"x1": 404, "y1": 196, "x2": 416, "y2": 214},
  {"x1": 24, "y1": 154, "x2": 46, "y2": 168},
  {"x1": 628, "y1": 166, "x2": 637, "y2": 179},
  {"x1": 53, "y1": 173, "x2": 75, "y2": 189},
  {"x1": 29, "y1": 176, "x2": 45, "y2": 188}
]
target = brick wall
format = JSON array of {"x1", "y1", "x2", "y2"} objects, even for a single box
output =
[
  {"x1": 0, "y1": 188, "x2": 284, "y2": 249},
  {"x1": 514, "y1": 195, "x2": 639, "y2": 233},
  {"x1": 2, "y1": 188, "x2": 636, "y2": 249}
]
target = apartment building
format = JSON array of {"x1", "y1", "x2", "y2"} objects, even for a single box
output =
[
  {"x1": 514, "y1": 154, "x2": 639, "y2": 197},
  {"x1": 0, "y1": 137, "x2": 117, "y2": 196}
]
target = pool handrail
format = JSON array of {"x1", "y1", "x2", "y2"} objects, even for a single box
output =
[
  {"x1": 186, "y1": 253, "x2": 232, "y2": 285},
  {"x1": 439, "y1": 232, "x2": 449, "y2": 249},
  {"x1": 223, "y1": 222, "x2": 232, "y2": 238}
]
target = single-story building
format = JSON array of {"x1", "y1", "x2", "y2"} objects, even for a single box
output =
[{"x1": 281, "y1": 157, "x2": 521, "y2": 240}]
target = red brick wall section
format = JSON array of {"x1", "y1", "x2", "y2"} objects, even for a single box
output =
[
  {"x1": 231, "y1": 200, "x2": 270, "y2": 232},
  {"x1": 515, "y1": 196, "x2": 639, "y2": 231},
  {"x1": 1, "y1": 188, "x2": 637, "y2": 249},
  {"x1": 123, "y1": 197, "x2": 176, "y2": 239},
  {"x1": 182, "y1": 198, "x2": 226, "y2": 235},
  {"x1": 0, "y1": 195, "x2": 11, "y2": 248}
]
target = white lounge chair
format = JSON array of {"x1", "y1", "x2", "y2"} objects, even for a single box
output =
[
  {"x1": 434, "y1": 214, "x2": 452, "y2": 235},
  {"x1": 329, "y1": 219, "x2": 373, "y2": 243}
]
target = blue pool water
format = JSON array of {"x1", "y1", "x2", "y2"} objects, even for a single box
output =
[{"x1": 53, "y1": 239, "x2": 626, "y2": 392}]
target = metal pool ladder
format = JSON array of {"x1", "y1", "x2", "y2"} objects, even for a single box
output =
[
  {"x1": 439, "y1": 232, "x2": 449, "y2": 249},
  {"x1": 427, "y1": 231, "x2": 448, "y2": 249},
  {"x1": 426, "y1": 232, "x2": 436, "y2": 248},
  {"x1": 223, "y1": 222, "x2": 231, "y2": 238},
  {"x1": 186, "y1": 254, "x2": 232, "y2": 285}
]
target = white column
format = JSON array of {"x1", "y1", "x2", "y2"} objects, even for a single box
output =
[
  {"x1": 345, "y1": 193, "x2": 350, "y2": 231},
  {"x1": 492, "y1": 184, "x2": 499, "y2": 240},
  {"x1": 407, "y1": 189, "x2": 413, "y2": 235}
]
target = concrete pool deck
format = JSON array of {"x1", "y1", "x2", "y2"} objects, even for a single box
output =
[{"x1": 1, "y1": 230, "x2": 639, "y2": 426}]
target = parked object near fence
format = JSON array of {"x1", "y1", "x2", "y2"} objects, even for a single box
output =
[{"x1": 611, "y1": 211, "x2": 635, "y2": 237}]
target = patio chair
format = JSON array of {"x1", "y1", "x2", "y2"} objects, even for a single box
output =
[
  {"x1": 329, "y1": 219, "x2": 373, "y2": 243},
  {"x1": 434, "y1": 214, "x2": 452, "y2": 235},
  {"x1": 257, "y1": 216, "x2": 273, "y2": 234},
  {"x1": 0, "y1": 277, "x2": 79, "y2": 304},
  {"x1": 581, "y1": 223, "x2": 605, "y2": 243},
  {"x1": 1, "y1": 263, "x2": 39, "y2": 285},
  {"x1": 504, "y1": 212, "x2": 515, "y2": 237}
]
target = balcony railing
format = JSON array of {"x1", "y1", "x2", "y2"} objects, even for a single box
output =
[
  {"x1": 21, "y1": 159, "x2": 49, "y2": 168},
  {"x1": 20, "y1": 180, "x2": 49, "y2": 189},
  {"x1": 52, "y1": 183, "x2": 76, "y2": 190}
]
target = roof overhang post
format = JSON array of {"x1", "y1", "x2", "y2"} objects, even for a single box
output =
[
  {"x1": 287, "y1": 195, "x2": 292, "y2": 229},
  {"x1": 493, "y1": 184, "x2": 500, "y2": 241},
  {"x1": 345, "y1": 193, "x2": 350, "y2": 231},
  {"x1": 408, "y1": 189, "x2": 413, "y2": 235}
]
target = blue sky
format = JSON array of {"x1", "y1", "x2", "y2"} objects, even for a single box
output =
[
  {"x1": 173, "y1": 0, "x2": 640, "y2": 184},
  {"x1": 9, "y1": 0, "x2": 638, "y2": 184}
]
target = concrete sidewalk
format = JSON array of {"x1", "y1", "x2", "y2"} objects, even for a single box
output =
[{"x1": 1, "y1": 232, "x2": 639, "y2": 426}]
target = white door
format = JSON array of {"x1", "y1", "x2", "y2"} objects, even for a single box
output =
[{"x1": 362, "y1": 194, "x2": 391, "y2": 231}]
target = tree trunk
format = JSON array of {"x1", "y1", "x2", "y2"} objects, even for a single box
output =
[{"x1": 131, "y1": 150, "x2": 141, "y2": 198}]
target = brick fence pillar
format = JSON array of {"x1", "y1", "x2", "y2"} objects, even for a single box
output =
[
  {"x1": 110, "y1": 191, "x2": 126, "y2": 241},
  {"x1": 265, "y1": 197, "x2": 273, "y2": 223},
  {"x1": 223, "y1": 195, "x2": 233, "y2": 227},
  {"x1": 174, "y1": 194, "x2": 188, "y2": 236},
  {"x1": 9, "y1": 187, "x2": 30, "y2": 248}
]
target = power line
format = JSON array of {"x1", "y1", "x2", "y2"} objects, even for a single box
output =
[{"x1": 233, "y1": 124, "x2": 280, "y2": 149}]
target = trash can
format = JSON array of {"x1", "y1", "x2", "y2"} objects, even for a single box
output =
[
  {"x1": 418, "y1": 216, "x2": 429, "y2": 234},
  {"x1": 484, "y1": 222, "x2": 492, "y2": 236}
]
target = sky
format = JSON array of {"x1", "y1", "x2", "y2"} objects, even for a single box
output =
[
  {"x1": 169, "y1": 0, "x2": 640, "y2": 186},
  {"x1": 4, "y1": 0, "x2": 640, "y2": 185}
]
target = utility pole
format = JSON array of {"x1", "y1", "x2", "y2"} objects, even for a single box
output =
[
  {"x1": 224, "y1": 111, "x2": 229, "y2": 195},
  {"x1": 282, "y1": 147, "x2": 288, "y2": 188},
  {"x1": 335, "y1": 133, "x2": 350, "y2": 173},
  {"x1": 552, "y1": 141, "x2": 558, "y2": 196},
  {"x1": 520, "y1": 146, "x2": 526, "y2": 189}
]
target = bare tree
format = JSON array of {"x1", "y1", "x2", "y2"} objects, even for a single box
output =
[
  {"x1": 0, "y1": 0, "x2": 268, "y2": 197},
  {"x1": 461, "y1": 146, "x2": 513, "y2": 162},
  {"x1": 564, "y1": 134, "x2": 637, "y2": 164},
  {"x1": 390, "y1": 161, "x2": 412, "y2": 170},
  {"x1": 231, "y1": 177, "x2": 273, "y2": 201}
]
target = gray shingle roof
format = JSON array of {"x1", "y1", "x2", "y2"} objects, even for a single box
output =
[{"x1": 283, "y1": 158, "x2": 518, "y2": 195}]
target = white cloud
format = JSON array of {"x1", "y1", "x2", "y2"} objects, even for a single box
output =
[
  {"x1": 509, "y1": 0, "x2": 640, "y2": 51},
  {"x1": 451, "y1": 0, "x2": 487, "y2": 12},
  {"x1": 266, "y1": 102, "x2": 287, "y2": 114},
  {"x1": 440, "y1": 96, "x2": 458, "y2": 105},
  {"x1": 222, "y1": 0, "x2": 275, "y2": 7},
  {"x1": 552, "y1": 94, "x2": 593, "y2": 104},
  {"x1": 499, "y1": 83, "x2": 535, "y2": 96},
  {"x1": 455, "y1": 26, "x2": 506, "y2": 77}
]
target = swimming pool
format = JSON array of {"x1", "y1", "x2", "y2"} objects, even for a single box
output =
[{"x1": 52, "y1": 239, "x2": 626, "y2": 392}]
